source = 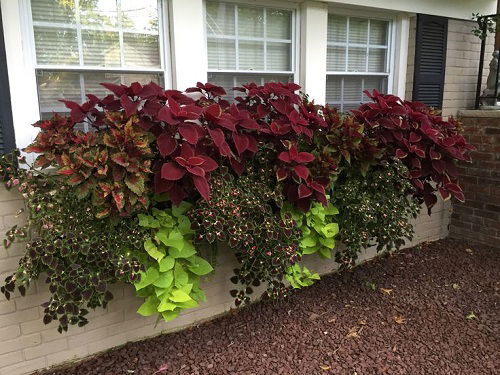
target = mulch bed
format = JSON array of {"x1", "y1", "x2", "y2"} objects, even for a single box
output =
[{"x1": 37, "y1": 239, "x2": 499, "y2": 375}]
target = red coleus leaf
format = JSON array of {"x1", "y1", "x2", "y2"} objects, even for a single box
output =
[
  {"x1": 278, "y1": 151, "x2": 291, "y2": 163},
  {"x1": 67, "y1": 173, "x2": 85, "y2": 185},
  {"x1": 232, "y1": 133, "x2": 249, "y2": 155},
  {"x1": 409, "y1": 132, "x2": 422, "y2": 143},
  {"x1": 295, "y1": 152, "x2": 314, "y2": 163},
  {"x1": 112, "y1": 191, "x2": 125, "y2": 211},
  {"x1": 57, "y1": 167, "x2": 75, "y2": 175},
  {"x1": 120, "y1": 95, "x2": 140, "y2": 117},
  {"x1": 179, "y1": 123, "x2": 201, "y2": 144},
  {"x1": 444, "y1": 182, "x2": 462, "y2": 195},
  {"x1": 208, "y1": 128, "x2": 232, "y2": 157},
  {"x1": 154, "y1": 173, "x2": 173, "y2": 194},
  {"x1": 294, "y1": 165, "x2": 309, "y2": 180},
  {"x1": 185, "y1": 165, "x2": 205, "y2": 177},
  {"x1": 161, "y1": 162, "x2": 186, "y2": 181},
  {"x1": 271, "y1": 99, "x2": 289, "y2": 115},
  {"x1": 157, "y1": 106, "x2": 177, "y2": 125},
  {"x1": 298, "y1": 184, "x2": 312, "y2": 198},
  {"x1": 100, "y1": 82, "x2": 127, "y2": 97},
  {"x1": 429, "y1": 149, "x2": 441, "y2": 160},
  {"x1": 192, "y1": 174, "x2": 210, "y2": 201},
  {"x1": 200, "y1": 156, "x2": 218, "y2": 172},
  {"x1": 439, "y1": 187, "x2": 451, "y2": 201},
  {"x1": 395, "y1": 149, "x2": 408, "y2": 158},
  {"x1": 238, "y1": 118, "x2": 259, "y2": 130},
  {"x1": 432, "y1": 159, "x2": 445, "y2": 174},
  {"x1": 111, "y1": 152, "x2": 129, "y2": 167},
  {"x1": 157, "y1": 132, "x2": 177, "y2": 157},
  {"x1": 276, "y1": 167, "x2": 288, "y2": 181},
  {"x1": 230, "y1": 158, "x2": 245, "y2": 175}
]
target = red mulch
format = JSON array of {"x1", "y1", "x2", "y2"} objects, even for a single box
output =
[{"x1": 36, "y1": 239, "x2": 500, "y2": 375}]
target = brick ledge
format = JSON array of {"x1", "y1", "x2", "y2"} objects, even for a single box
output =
[{"x1": 458, "y1": 109, "x2": 500, "y2": 118}]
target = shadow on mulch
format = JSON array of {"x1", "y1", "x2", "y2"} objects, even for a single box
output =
[{"x1": 36, "y1": 239, "x2": 499, "y2": 375}]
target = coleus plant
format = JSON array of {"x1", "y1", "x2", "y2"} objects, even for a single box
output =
[
  {"x1": 25, "y1": 110, "x2": 155, "y2": 218},
  {"x1": 353, "y1": 90, "x2": 475, "y2": 211}
]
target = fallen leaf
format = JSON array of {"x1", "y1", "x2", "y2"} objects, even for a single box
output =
[
  {"x1": 380, "y1": 288, "x2": 393, "y2": 295},
  {"x1": 328, "y1": 317, "x2": 337, "y2": 323},
  {"x1": 153, "y1": 363, "x2": 168, "y2": 374},
  {"x1": 320, "y1": 365, "x2": 331, "y2": 370},
  {"x1": 358, "y1": 319, "x2": 367, "y2": 325},
  {"x1": 346, "y1": 326, "x2": 362, "y2": 338},
  {"x1": 392, "y1": 345, "x2": 397, "y2": 352},
  {"x1": 466, "y1": 312, "x2": 478, "y2": 320},
  {"x1": 465, "y1": 248, "x2": 474, "y2": 255},
  {"x1": 452, "y1": 283, "x2": 460, "y2": 290},
  {"x1": 308, "y1": 312, "x2": 320, "y2": 321},
  {"x1": 393, "y1": 315, "x2": 406, "y2": 324}
]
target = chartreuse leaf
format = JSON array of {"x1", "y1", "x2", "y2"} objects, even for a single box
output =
[
  {"x1": 161, "y1": 310, "x2": 180, "y2": 321},
  {"x1": 134, "y1": 202, "x2": 210, "y2": 324},
  {"x1": 137, "y1": 296, "x2": 159, "y2": 316},
  {"x1": 174, "y1": 262, "x2": 189, "y2": 287},
  {"x1": 144, "y1": 238, "x2": 165, "y2": 262},
  {"x1": 172, "y1": 201, "x2": 192, "y2": 217},
  {"x1": 134, "y1": 267, "x2": 159, "y2": 291},
  {"x1": 169, "y1": 288, "x2": 192, "y2": 303},
  {"x1": 153, "y1": 270, "x2": 174, "y2": 288},
  {"x1": 187, "y1": 256, "x2": 214, "y2": 276},
  {"x1": 159, "y1": 256, "x2": 175, "y2": 272}
]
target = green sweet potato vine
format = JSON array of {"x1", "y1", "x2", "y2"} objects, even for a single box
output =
[
  {"x1": 1, "y1": 81, "x2": 474, "y2": 333},
  {"x1": 134, "y1": 203, "x2": 213, "y2": 321}
]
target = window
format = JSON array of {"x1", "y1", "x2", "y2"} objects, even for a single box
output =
[
  {"x1": 205, "y1": 1, "x2": 295, "y2": 99},
  {"x1": 30, "y1": 0, "x2": 166, "y2": 128},
  {"x1": 326, "y1": 14, "x2": 391, "y2": 112}
]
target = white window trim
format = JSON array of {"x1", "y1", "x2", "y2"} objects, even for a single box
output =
[{"x1": 204, "y1": 0, "x2": 301, "y2": 85}]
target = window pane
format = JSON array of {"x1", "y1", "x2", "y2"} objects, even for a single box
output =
[
  {"x1": 34, "y1": 27, "x2": 79, "y2": 65},
  {"x1": 37, "y1": 71, "x2": 81, "y2": 114},
  {"x1": 207, "y1": 72, "x2": 292, "y2": 101},
  {"x1": 267, "y1": 42, "x2": 291, "y2": 71},
  {"x1": 368, "y1": 48, "x2": 387, "y2": 72},
  {"x1": 326, "y1": 76, "x2": 342, "y2": 103},
  {"x1": 370, "y1": 20, "x2": 389, "y2": 45},
  {"x1": 328, "y1": 15, "x2": 347, "y2": 43},
  {"x1": 31, "y1": 0, "x2": 76, "y2": 24},
  {"x1": 79, "y1": 0, "x2": 118, "y2": 27},
  {"x1": 206, "y1": 1, "x2": 236, "y2": 36},
  {"x1": 343, "y1": 77, "x2": 363, "y2": 102},
  {"x1": 362, "y1": 76, "x2": 387, "y2": 100},
  {"x1": 121, "y1": 0, "x2": 158, "y2": 32},
  {"x1": 347, "y1": 47, "x2": 367, "y2": 72},
  {"x1": 82, "y1": 30, "x2": 120, "y2": 67},
  {"x1": 238, "y1": 6, "x2": 264, "y2": 38},
  {"x1": 123, "y1": 33, "x2": 160, "y2": 68},
  {"x1": 208, "y1": 39, "x2": 236, "y2": 69},
  {"x1": 327, "y1": 46, "x2": 346, "y2": 71},
  {"x1": 349, "y1": 18, "x2": 368, "y2": 44},
  {"x1": 239, "y1": 41, "x2": 264, "y2": 70},
  {"x1": 267, "y1": 9, "x2": 291, "y2": 39},
  {"x1": 37, "y1": 70, "x2": 162, "y2": 117}
]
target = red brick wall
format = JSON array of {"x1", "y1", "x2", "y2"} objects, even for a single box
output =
[{"x1": 450, "y1": 111, "x2": 500, "y2": 248}]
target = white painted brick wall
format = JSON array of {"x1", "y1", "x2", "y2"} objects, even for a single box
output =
[
  {"x1": 0, "y1": 185, "x2": 451, "y2": 375},
  {"x1": 442, "y1": 19, "x2": 493, "y2": 117},
  {"x1": 405, "y1": 18, "x2": 493, "y2": 117}
]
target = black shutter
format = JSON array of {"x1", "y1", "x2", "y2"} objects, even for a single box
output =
[
  {"x1": 412, "y1": 14, "x2": 448, "y2": 109},
  {"x1": 0, "y1": 6, "x2": 16, "y2": 154}
]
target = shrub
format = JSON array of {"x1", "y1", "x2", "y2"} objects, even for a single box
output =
[
  {"x1": 0, "y1": 152, "x2": 145, "y2": 332},
  {"x1": 353, "y1": 90, "x2": 475, "y2": 211},
  {"x1": 332, "y1": 159, "x2": 420, "y2": 267}
]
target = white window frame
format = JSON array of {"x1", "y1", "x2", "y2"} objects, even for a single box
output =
[
  {"x1": 326, "y1": 6, "x2": 397, "y2": 110},
  {"x1": 24, "y1": 0, "x2": 172, "y2": 115},
  {"x1": 203, "y1": 0, "x2": 300, "y2": 88}
]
